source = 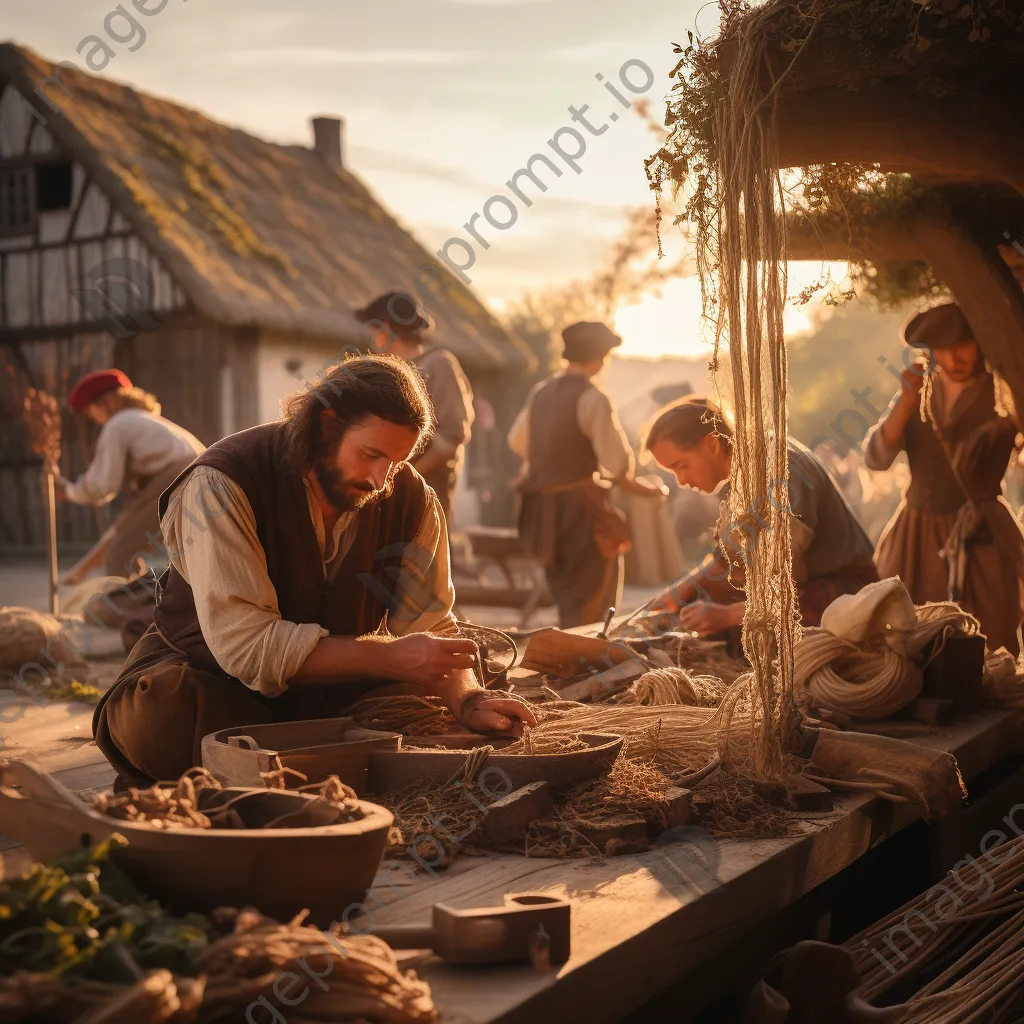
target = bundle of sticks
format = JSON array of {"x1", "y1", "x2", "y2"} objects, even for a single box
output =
[
  {"x1": 20, "y1": 386, "x2": 61, "y2": 470},
  {"x1": 845, "y1": 833, "x2": 1024, "y2": 1021}
]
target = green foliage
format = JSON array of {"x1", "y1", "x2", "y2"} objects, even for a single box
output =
[
  {"x1": 0, "y1": 838, "x2": 211, "y2": 983},
  {"x1": 646, "y1": 0, "x2": 1024, "y2": 310},
  {"x1": 42, "y1": 680, "x2": 103, "y2": 705},
  {"x1": 786, "y1": 301, "x2": 908, "y2": 447}
]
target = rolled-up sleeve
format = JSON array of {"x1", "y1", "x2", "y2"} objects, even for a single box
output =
[
  {"x1": 385, "y1": 494, "x2": 458, "y2": 636},
  {"x1": 64, "y1": 419, "x2": 128, "y2": 505},
  {"x1": 863, "y1": 392, "x2": 905, "y2": 471},
  {"x1": 161, "y1": 467, "x2": 325, "y2": 697},
  {"x1": 577, "y1": 387, "x2": 634, "y2": 478},
  {"x1": 428, "y1": 351, "x2": 475, "y2": 451},
  {"x1": 507, "y1": 394, "x2": 532, "y2": 461}
]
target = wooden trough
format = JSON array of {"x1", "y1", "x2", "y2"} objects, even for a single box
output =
[
  {"x1": 0, "y1": 760, "x2": 393, "y2": 925},
  {"x1": 367, "y1": 733, "x2": 623, "y2": 795},
  {"x1": 201, "y1": 717, "x2": 401, "y2": 794}
]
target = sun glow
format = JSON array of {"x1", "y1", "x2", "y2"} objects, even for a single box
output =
[{"x1": 611, "y1": 261, "x2": 851, "y2": 360}]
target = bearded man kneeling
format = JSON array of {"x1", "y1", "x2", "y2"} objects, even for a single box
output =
[{"x1": 93, "y1": 355, "x2": 534, "y2": 785}]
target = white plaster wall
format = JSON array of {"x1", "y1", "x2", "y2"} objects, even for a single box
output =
[{"x1": 255, "y1": 334, "x2": 349, "y2": 425}]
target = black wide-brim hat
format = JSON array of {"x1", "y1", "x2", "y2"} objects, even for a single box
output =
[
  {"x1": 901, "y1": 301, "x2": 975, "y2": 351},
  {"x1": 355, "y1": 291, "x2": 432, "y2": 338}
]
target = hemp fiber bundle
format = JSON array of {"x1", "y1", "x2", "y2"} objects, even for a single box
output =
[
  {"x1": 794, "y1": 603, "x2": 984, "y2": 720},
  {"x1": 689, "y1": 4, "x2": 800, "y2": 782},
  {"x1": 844, "y1": 834, "x2": 1024, "y2": 1020}
]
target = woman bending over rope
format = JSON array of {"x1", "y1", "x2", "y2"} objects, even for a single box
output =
[
  {"x1": 642, "y1": 395, "x2": 878, "y2": 636},
  {"x1": 864, "y1": 302, "x2": 1024, "y2": 655}
]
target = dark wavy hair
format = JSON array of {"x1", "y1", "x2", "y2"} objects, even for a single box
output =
[
  {"x1": 641, "y1": 395, "x2": 734, "y2": 453},
  {"x1": 281, "y1": 354, "x2": 433, "y2": 468}
]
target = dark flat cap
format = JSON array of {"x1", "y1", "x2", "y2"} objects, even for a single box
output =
[
  {"x1": 562, "y1": 321, "x2": 622, "y2": 362},
  {"x1": 355, "y1": 291, "x2": 432, "y2": 338},
  {"x1": 901, "y1": 302, "x2": 975, "y2": 350}
]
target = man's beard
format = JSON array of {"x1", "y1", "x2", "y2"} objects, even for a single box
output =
[{"x1": 314, "y1": 455, "x2": 386, "y2": 512}]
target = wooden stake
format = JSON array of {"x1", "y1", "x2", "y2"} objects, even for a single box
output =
[{"x1": 41, "y1": 469, "x2": 59, "y2": 617}]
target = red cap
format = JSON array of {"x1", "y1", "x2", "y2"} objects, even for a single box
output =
[{"x1": 67, "y1": 369, "x2": 132, "y2": 411}]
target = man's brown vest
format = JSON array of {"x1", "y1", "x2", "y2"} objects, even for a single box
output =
[
  {"x1": 520, "y1": 373, "x2": 599, "y2": 490},
  {"x1": 154, "y1": 422, "x2": 429, "y2": 682}
]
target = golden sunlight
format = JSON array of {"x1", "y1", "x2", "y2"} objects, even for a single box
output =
[{"x1": 612, "y1": 261, "x2": 851, "y2": 360}]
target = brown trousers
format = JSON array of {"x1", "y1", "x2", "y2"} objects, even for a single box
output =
[
  {"x1": 104, "y1": 457, "x2": 195, "y2": 577},
  {"x1": 93, "y1": 627, "x2": 386, "y2": 784},
  {"x1": 519, "y1": 487, "x2": 625, "y2": 629}
]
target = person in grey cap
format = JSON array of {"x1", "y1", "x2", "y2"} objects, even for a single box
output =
[
  {"x1": 507, "y1": 321, "x2": 666, "y2": 628},
  {"x1": 865, "y1": 300, "x2": 1024, "y2": 654},
  {"x1": 356, "y1": 292, "x2": 474, "y2": 523}
]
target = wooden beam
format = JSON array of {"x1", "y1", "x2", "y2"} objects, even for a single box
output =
[
  {"x1": 921, "y1": 223, "x2": 1024, "y2": 415},
  {"x1": 785, "y1": 210, "x2": 1024, "y2": 413},
  {"x1": 774, "y1": 85, "x2": 1024, "y2": 201}
]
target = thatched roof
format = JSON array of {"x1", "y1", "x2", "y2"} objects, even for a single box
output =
[{"x1": 0, "y1": 43, "x2": 531, "y2": 371}]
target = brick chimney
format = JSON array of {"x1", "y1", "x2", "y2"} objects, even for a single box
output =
[{"x1": 311, "y1": 116, "x2": 343, "y2": 169}]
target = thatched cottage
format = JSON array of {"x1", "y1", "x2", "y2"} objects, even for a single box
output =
[{"x1": 0, "y1": 42, "x2": 531, "y2": 551}]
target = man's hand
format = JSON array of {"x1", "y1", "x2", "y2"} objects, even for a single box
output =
[
  {"x1": 458, "y1": 691, "x2": 538, "y2": 736},
  {"x1": 899, "y1": 364, "x2": 927, "y2": 398},
  {"x1": 382, "y1": 634, "x2": 479, "y2": 684},
  {"x1": 677, "y1": 601, "x2": 744, "y2": 636},
  {"x1": 52, "y1": 475, "x2": 69, "y2": 501}
]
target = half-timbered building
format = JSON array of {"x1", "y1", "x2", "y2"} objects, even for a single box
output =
[{"x1": 0, "y1": 42, "x2": 531, "y2": 552}]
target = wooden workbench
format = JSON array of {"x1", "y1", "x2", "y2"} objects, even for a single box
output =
[
  {"x1": 355, "y1": 708, "x2": 1024, "y2": 1024},
  {"x1": 2, "y1": 680, "x2": 1022, "y2": 1022}
]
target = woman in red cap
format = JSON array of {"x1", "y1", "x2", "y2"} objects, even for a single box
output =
[
  {"x1": 58, "y1": 369, "x2": 204, "y2": 585},
  {"x1": 864, "y1": 301, "x2": 1024, "y2": 654}
]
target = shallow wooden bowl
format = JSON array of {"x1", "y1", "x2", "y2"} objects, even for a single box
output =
[
  {"x1": 201, "y1": 717, "x2": 401, "y2": 795},
  {"x1": 0, "y1": 761, "x2": 393, "y2": 926},
  {"x1": 368, "y1": 732, "x2": 623, "y2": 794}
]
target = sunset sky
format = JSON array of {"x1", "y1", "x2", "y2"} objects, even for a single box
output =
[{"x1": 1, "y1": 0, "x2": 843, "y2": 358}]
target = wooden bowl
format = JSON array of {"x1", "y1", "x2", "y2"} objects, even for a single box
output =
[
  {"x1": 201, "y1": 717, "x2": 401, "y2": 794},
  {"x1": 368, "y1": 732, "x2": 623, "y2": 794},
  {"x1": 0, "y1": 761, "x2": 393, "y2": 926}
]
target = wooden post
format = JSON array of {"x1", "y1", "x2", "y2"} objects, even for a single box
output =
[{"x1": 41, "y1": 469, "x2": 59, "y2": 617}]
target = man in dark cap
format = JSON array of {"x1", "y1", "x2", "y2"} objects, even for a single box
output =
[
  {"x1": 865, "y1": 300, "x2": 1024, "y2": 653},
  {"x1": 355, "y1": 292, "x2": 474, "y2": 523},
  {"x1": 507, "y1": 321, "x2": 666, "y2": 627}
]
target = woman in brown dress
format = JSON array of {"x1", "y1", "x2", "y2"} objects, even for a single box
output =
[{"x1": 864, "y1": 302, "x2": 1024, "y2": 654}]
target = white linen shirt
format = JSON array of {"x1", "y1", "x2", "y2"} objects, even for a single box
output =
[{"x1": 64, "y1": 408, "x2": 204, "y2": 505}]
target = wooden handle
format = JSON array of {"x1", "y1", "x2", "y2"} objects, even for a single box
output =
[{"x1": 1, "y1": 760, "x2": 96, "y2": 814}]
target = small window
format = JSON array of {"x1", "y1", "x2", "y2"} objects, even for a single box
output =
[
  {"x1": 35, "y1": 162, "x2": 73, "y2": 212},
  {"x1": 0, "y1": 167, "x2": 33, "y2": 234}
]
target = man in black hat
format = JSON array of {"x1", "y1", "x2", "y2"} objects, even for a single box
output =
[
  {"x1": 865, "y1": 300, "x2": 1024, "y2": 653},
  {"x1": 507, "y1": 321, "x2": 666, "y2": 627},
  {"x1": 355, "y1": 292, "x2": 474, "y2": 522}
]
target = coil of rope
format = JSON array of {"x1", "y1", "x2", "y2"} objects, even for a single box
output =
[{"x1": 794, "y1": 603, "x2": 982, "y2": 720}]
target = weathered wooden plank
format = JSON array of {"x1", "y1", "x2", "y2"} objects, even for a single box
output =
[{"x1": 354, "y1": 709, "x2": 1024, "y2": 1024}]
